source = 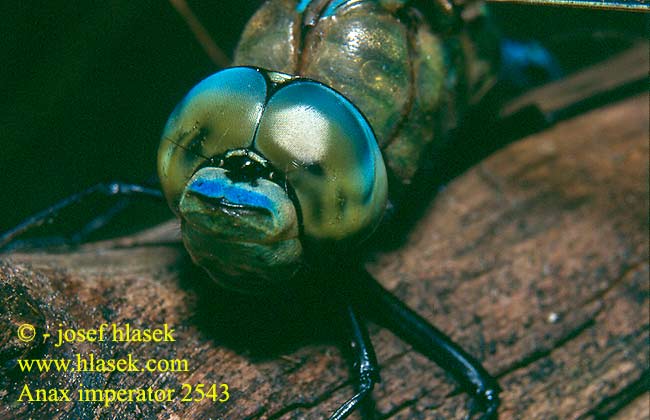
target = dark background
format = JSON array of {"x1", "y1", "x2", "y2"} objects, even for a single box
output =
[{"x1": 0, "y1": 1, "x2": 645, "y2": 238}]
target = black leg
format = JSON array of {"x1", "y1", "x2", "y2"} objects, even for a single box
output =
[
  {"x1": 0, "y1": 182, "x2": 164, "y2": 250},
  {"x1": 353, "y1": 269, "x2": 500, "y2": 420},
  {"x1": 329, "y1": 305, "x2": 380, "y2": 420},
  {"x1": 68, "y1": 197, "x2": 132, "y2": 244}
]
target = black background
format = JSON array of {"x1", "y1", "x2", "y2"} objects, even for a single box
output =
[{"x1": 0, "y1": 1, "x2": 645, "y2": 239}]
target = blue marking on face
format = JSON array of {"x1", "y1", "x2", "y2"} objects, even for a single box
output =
[{"x1": 188, "y1": 177, "x2": 275, "y2": 211}]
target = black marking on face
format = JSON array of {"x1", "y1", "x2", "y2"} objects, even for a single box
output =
[
  {"x1": 223, "y1": 155, "x2": 271, "y2": 185},
  {"x1": 187, "y1": 126, "x2": 210, "y2": 155},
  {"x1": 304, "y1": 162, "x2": 325, "y2": 177}
]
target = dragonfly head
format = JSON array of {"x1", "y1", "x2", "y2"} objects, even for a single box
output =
[{"x1": 158, "y1": 67, "x2": 387, "y2": 293}]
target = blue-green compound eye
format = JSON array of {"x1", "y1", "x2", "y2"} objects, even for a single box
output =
[
  {"x1": 158, "y1": 67, "x2": 387, "y2": 291},
  {"x1": 158, "y1": 67, "x2": 267, "y2": 211},
  {"x1": 256, "y1": 81, "x2": 387, "y2": 243}
]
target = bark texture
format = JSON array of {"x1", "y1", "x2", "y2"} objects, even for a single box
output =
[{"x1": 0, "y1": 50, "x2": 648, "y2": 419}]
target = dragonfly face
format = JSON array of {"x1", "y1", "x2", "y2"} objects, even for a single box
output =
[
  {"x1": 158, "y1": 0, "x2": 501, "y2": 292},
  {"x1": 158, "y1": 66, "x2": 387, "y2": 291}
]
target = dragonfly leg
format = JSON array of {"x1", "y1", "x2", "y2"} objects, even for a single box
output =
[
  {"x1": 0, "y1": 182, "x2": 164, "y2": 250},
  {"x1": 355, "y1": 269, "x2": 500, "y2": 420},
  {"x1": 329, "y1": 304, "x2": 380, "y2": 420}
]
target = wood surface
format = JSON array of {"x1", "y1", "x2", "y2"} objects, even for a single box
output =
[{"x1": 0, "y1": 52, "x2": 648, "y2": 419}]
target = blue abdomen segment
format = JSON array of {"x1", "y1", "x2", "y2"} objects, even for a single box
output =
[{"x1": 500, "y1": 38, "x2": 562, "y2": 90}]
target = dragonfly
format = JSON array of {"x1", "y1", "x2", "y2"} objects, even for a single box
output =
[{"x1": 1, "y1": 1, "x2": 647, "y2": 419}]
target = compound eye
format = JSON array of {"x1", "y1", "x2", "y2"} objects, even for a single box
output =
[
  {"x1": 158, "y1": 67, "x2": 267, "y2": 212},
  {"x1": 255, "y1": 81, "x2": 387, "y2": 242}
]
